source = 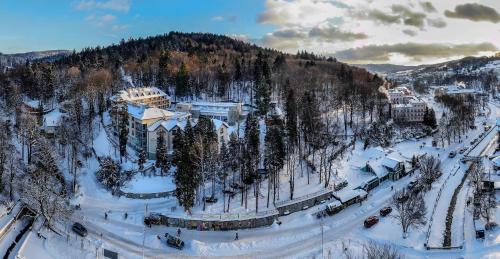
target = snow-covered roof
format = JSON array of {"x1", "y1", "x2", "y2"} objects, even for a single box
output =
[
  {"x1": 147, "y1": 113, "x2": 192, "y2": 132},
  {"x1": 483, "y1": 171, "x2": 500, "y2": 182},
  {"x1": 191, "y1": 101, "x2": 241, "y2": 108},
  {"x1": 333, "y1": 189, "x2": 368, "y2": 203},
  {"x1": 114, "y1": 87, "x2": 169, "y2": 102},
  {"x1": 127, "y1": 104, "x2": 174, "y2": 121},
  {"x1": 351, "y1": 146, "x2": 385, "y2": 168},
  {"x1": 382, "y1": 156, "x2": 402, "y2": 170},
  {"x1": 326, "y1": 200, "x2": 342, "y2": 209},
  {"x1": 491, "y1": 156, "x2": 500, "y2": 168},
  {"x1": 212, "y1": 119, "x2": 229, "y2": 130},
  {"x1": 43, "y1": 109, "x2": 64, "y2": 127}
]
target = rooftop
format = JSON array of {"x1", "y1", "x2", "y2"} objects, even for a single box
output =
[
  {"x1": 127, "y1": 104, "x2": 175, "y2": 121},
  {"x1": 113, "y1": 87, "x2": 169, "y2": 102}
]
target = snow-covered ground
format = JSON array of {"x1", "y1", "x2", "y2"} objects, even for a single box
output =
[{"x1": 10, "y1": 95, "x2": 500, "y2": 258}]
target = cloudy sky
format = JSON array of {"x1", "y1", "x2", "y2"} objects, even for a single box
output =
[{"x1": 1, "y1": 0, "x2": 499, "y2": 65}]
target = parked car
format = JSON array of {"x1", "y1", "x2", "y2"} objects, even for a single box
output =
[
  {"x1": 448, "y1": 151, "x2": 457, "y2": 158},
  {"x1": 483, "y1": 121, "x2": 487, "y2": 126},
  {"x1": 380, "y1": 207, "x2": 392, "y2": 217},
  {"x1": 72, "y1": 222, "x2": 88, "y2": 237},
  {"x1": 203, "y1": 196, "x2": 218, "y2": 203},
  {"x1": 470, "y1": 125, "x2": 477, "y2": 129},
  {"x1": 364, "y1": 216, "x2": 379, "y2": 228},
  {"x1": 459, "y1": 147, "x2": 467, "y2": 154},
  {"x1": 165, "y1": 233, "x2": 185, "y2": 250},
  {"x1": 144, "y1": 212, "x2": 163, "y2": 226}
]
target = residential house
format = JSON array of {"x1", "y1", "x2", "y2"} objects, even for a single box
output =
[{"x1": 42, "y1": 108, "x2": 64, "y2": 136}]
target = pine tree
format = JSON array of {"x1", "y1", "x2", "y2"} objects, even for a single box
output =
[
  {"x1": 158, "y1": 51, "x2": 170, "y2": 88},
  {"x1": 423, "y1": 107, "x2": 437, "y2": 129},
  {"x1": 175, "y1": 62, "x2": 189, "y2": 98},
  {"x1": 118, "y1": 106, "x2": 128, "y2": 163},
  {"x1": 155, "y1": 130, "x2": 170, "y2": 175},
  {"x1": 245, "y1": 113, "x2": 260, "y2": 160},
  {"x1": 138, "y1": 149, "x2": 147, "y2": 171},
  {"x1": 285, "y1": 87, "x2": 298, "y2": 147},
  {"x1": 173, "y1": 120, "x2": 199, "y2": 212},
  {"x1": 265, "y1": 118, "x2": 285, "y2": 207}
]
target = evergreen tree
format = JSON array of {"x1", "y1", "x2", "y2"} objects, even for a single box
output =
[
  {"x1": 423, "y1": 107, "x2": 437, "y2": 129},
  {"x1": 175, "y1": 62, "x2": 190, "y2": 98},
  {"x1": 245, "y1": 113, "x2": 260, "y2": 160},
  {"x1": 138, "y1": 149, "x2": 147, "y2": 171},
  {"x1": 155, "y1": 130, "x2": 170, "y2": 175},
  {"x1": 173, "y1": 120, "x2": 199, "y2": 212},
  {"x1": 264, "y1": 118, "x2": 285, "y2": 207},
  {"x1": 118, "y1": 106, "x2": 128, "y2": 163},
  {"x1": 158, "y1": 51, "x2": 170, "y2": 88},
  {"x1": 284, "y1": 87, "x2": 298, "y2": 147},
  {"x1": 218, "y1": 137, "x2": 231, "y2": 212}
]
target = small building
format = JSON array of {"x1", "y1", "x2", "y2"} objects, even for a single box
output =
[
  {"x1": 333, "y1": 189, "x2": 368, "y2": 206},
  {"x1": 491, "y1": 156, "x2": 500, "y2": 171},
  {"x1": 42, "y1": 108, "x2": 64, "y2": 135},
  {"x1": 175, "y1": 101, "x2": 243, "y2": 125},
  {"x1": 360, "y1": 148, "x2": 407, "y2": 190}
]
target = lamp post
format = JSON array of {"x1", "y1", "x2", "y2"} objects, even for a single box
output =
[{"x1": 320, "y1": 217, "x2": 324, "y2": 258}]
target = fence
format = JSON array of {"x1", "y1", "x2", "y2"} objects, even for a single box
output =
[
  {"x1": 115, "y1": 189, "x2": 175, "y2": 199},
  {"x1": 157, "y1": 209, "x2": 279, "y2": 231},
  {"x1": 275, "y1": 186, "x2": 335, "y2": 216}
]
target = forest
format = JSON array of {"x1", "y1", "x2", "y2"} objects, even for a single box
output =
[{"x1": 0, "y1": 32, "x2": 386, "y2": 214}]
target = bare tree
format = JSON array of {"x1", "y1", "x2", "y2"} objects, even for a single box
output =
[
  {"x1": 362, "y1": 241, "x2": 405, "y2": 259},
  {"x1": 20, "y1": 141, "x2": 72, "y2": 229},
  {"x1": 392, "y1": 190, "x2": 427, "y2": 238},
  {"x1": 468, "y1": 160, "x2": 484, "y2": 192},
  {"x1": 418, "y1": 154, "x2": 441, "y2": 190}
]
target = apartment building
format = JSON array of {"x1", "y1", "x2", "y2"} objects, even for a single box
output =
[{"x1": 111, "y1": 87, "x2": 171, "y2": 109}]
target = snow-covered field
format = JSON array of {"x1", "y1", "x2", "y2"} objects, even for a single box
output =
[{"x1": 7, "y1": 96, "x2": 500, "y2": 258}]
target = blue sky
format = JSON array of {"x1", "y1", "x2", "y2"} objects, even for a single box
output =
[
  {"x1": 1, "y1": 0, "x2": 499, "y2": 65},
  {"x1": 0, "y1": 0, "x2": 273, "y2": 54}
]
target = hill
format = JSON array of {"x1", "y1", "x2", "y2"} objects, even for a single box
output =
[
  {"x1": 0, "y1": 50, "x2": 71, "y2": 67},
  {"x1": 354, "y1": 64, "x2": 418, "y2": 75}
]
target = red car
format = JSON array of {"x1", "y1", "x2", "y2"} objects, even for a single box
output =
[{"x1": 364, "y1": 216, "x2": 379, "y2": 228}]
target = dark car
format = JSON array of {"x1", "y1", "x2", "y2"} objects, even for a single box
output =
[
  {"x1": 144, "y1": 212, "x2": 163, "y2": 226},
  {"x1": 203, "y1": 196, "x2": 218, "y2": 203},
  {"x1": 72, "y1": 222, "x2": 88, "y2": 237},
  {"x1": 165, "y1": 233, "x2": 185, "y2": 250},
  {"x1": 364, "y1": 216, "x2": 379, "y2": 228},
  {"x1": 380, "y1": 207, "x2": 392, "y2": 217}
]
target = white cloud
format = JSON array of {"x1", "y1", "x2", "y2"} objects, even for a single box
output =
[
  {"x1": 85, "y1": 13, "x2": 116, "y2": 26},
  {"x1": 211, "y1": 16, "x2": 224, "y2": 22},
  {"x1": 256, "y1": 0, "x2": 500, "y2": 64},
  {"x1": 75, "y1": 0, "x2": 131, "y2": 13}
]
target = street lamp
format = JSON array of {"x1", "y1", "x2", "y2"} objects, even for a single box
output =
[{"x1": 320, "y1": 217, "x2": 324, "y2": 258}]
